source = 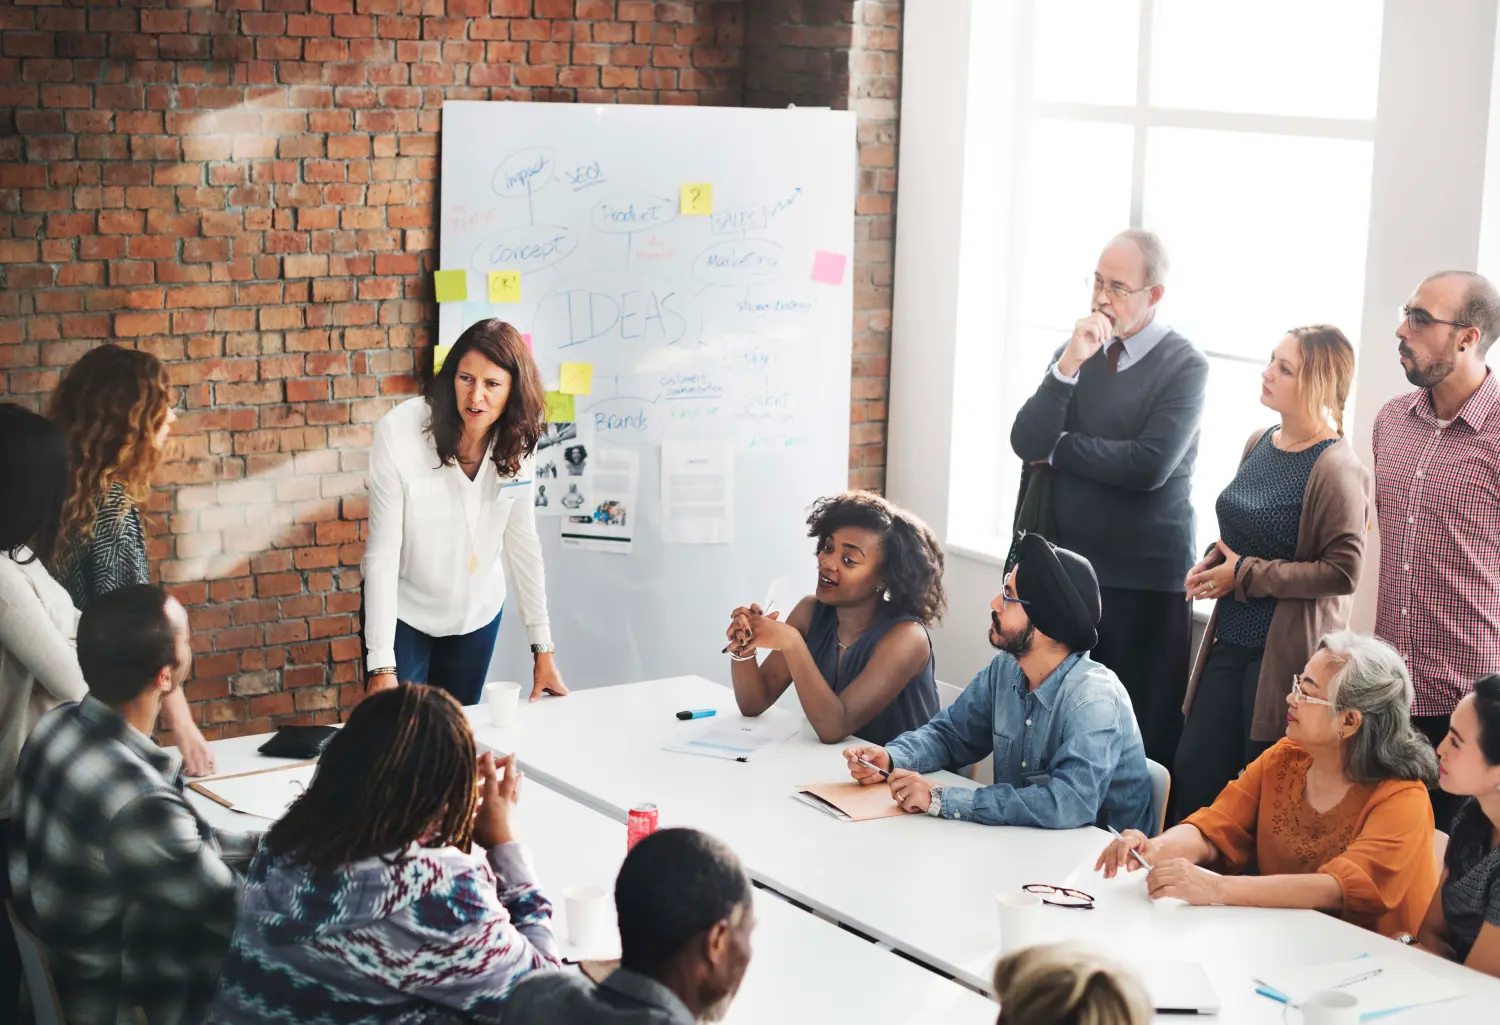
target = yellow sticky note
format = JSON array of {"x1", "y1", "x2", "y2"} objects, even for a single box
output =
[
  {"x1": 680, "y1": 183, "x2": 713, "y2": 215},
  {"x1": 433, "y1": 270, "x2": 467, "y2": 302},
  {"x1": 488, "y1": 270, "x2": 521, "y2": 303},
  {"x1": 433, "y1": 344, "x2": 453, "y2": 373},
  {"x1": 544, "y1": 391, "x2": 575, "y2": 423},
  {"x1": 559, "y1": 362, "x2": 593, "y2": 395}
]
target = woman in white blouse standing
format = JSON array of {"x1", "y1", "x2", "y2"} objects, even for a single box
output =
[
  {"x1": 0, "y1": 404, "x2": 89, "y2": 1018},
  {"x1": 363, "y1": 319, "x2": 567, "y2": 705}
]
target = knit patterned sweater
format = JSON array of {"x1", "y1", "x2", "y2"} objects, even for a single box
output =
[{"x1": 206, "y1": 839, "x2": 562, "y2": 1024}]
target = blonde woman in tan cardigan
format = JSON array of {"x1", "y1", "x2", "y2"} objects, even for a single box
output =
[{"x1": 1172, "y1": 325, "x2": 1369, "y2": 820}]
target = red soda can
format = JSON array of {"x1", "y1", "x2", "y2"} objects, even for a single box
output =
[{"x1": 627, "y1": 803, "x2": 659, "y2": 851}]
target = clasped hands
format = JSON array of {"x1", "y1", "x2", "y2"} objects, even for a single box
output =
[
  {"x1": 724, "y1": 603, "x2": 798, "y2": 658},
  {"x1": 1184, "y1": 539, "x2": 1241, "y2": 602}
]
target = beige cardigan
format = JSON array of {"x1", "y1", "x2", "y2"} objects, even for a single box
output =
[{"x1": 1183, "y1": 430, "x2": 1370, "y2": 742}]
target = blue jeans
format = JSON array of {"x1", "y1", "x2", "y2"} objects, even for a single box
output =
[{"x1": 394, "y1": 608, "x2": 503, "y2": 706}]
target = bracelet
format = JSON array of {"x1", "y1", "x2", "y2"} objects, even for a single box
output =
[
  {"x1": 728, "y1": 650, "x2": 757, "y2": 662},
  {"x1": 366, "y1": 666, "x2": 396, "y2": 679}
]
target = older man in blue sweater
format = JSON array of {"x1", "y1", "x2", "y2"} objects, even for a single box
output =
[
  {"x1": 1010, "y1": 228, "x2": 1207, "y2": 767},
  {"x1": 844, "y1": 533, "x2": 1152, "y2": 833}
]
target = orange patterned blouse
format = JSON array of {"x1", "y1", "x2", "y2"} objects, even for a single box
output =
[{"x1": 1182, "y1": 738, "x2": 1437, "y2": 936}]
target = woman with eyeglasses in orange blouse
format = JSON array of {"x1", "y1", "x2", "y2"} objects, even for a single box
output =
[{"x1": 1098, "y1": 632, "x2": 1438, "y2": 937}]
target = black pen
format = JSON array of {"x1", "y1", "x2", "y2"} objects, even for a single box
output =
[{"x1": 855, "y1": 756, "x2": 890, "y2": 780}]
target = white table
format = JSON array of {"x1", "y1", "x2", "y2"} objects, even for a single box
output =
[
  {"x1": 186, "y1": 733, "x2": 998, "y2": 1025},
  {"x1": 466, "y1": 676, "x2": 1500, "y2": 1023}
]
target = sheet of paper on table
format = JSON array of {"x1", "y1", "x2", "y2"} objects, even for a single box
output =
[
  {"x1": 661, "y1": 715, "x2": 799, "y2": 762},
  {"x1": 1254, "y1": 954, "x2": 1469, "y2": 1017},
  {"x1": 190, "y1": 762, "x2": 319, "y2": 822}
]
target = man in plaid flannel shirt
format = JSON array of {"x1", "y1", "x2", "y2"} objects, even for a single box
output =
[
  {"x1": 1373, "y1": 270, "x2": 1500, "y2": 829},
  {"x1": 9, "y1": 586, "x2": 258, "y2": 1025}
]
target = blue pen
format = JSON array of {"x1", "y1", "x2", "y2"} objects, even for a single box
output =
[{"x1": 676, "y1": 709, "x2": 717, "y2": 721}]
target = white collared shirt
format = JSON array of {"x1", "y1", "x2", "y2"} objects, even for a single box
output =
[{"x1": 362, "y1": 397, "x2": 552, "y2": 670}]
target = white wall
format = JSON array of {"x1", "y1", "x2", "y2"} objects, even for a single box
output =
[{"x1": 890, "y1": 0, "x2": 1500, "y2": 682}]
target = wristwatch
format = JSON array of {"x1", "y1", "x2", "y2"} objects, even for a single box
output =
[
  {"x1": 530, "y1": 643, "x2": 555, "y2": 654},
  {"x1": 926, "y1": 787, "x2": 944, "y2": 818}
]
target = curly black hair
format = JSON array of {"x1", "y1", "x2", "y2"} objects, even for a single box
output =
[{"x1": 805, "y1": 491, "x2": 946, "y2": 625}]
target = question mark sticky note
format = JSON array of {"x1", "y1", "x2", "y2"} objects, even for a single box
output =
[
  {"x1": 433, "y1": 344, "x2": 453, "y2": 373},
  {"x1": 680, "y1": 183, "x2": 713, "y2": 215},
  {"x1": 559, "y1": 362, "x2": 593, "y2": 395},
  {"x1": 433, "y1": 270, "x2": 467, "y2": 303},
  {"x1": 544, "y1": 391, "x2": 575, "y2": 423},
  {"x1": 488, "y1": 270, "x2": 521, "y2": 303}
]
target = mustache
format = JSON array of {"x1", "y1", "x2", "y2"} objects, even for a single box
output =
[
  {"x1": 1399, "y1": 343, "x2": 1414, "y2": 359},
  {"x1": 991, "y1": 610, "x2": 1003, "y2": 634}
]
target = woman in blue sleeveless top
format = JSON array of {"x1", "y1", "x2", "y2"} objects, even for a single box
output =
[{"x1": 724, "y1": 492, "x2": 945, "y2": 746}]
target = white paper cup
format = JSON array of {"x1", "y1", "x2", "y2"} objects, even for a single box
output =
[
  {"x1": 563, "y1": 884, "x2": 611, "y2": 950},
  {"x1": 486, "y1": 683, "x2": 522, "y2": 729},
  {"x1": 996, "y1": 891, "x2": 1044, "y2": 953},
  {"x1": 1300, "y1": 990, "x2": 1359, "y2": 1025}
]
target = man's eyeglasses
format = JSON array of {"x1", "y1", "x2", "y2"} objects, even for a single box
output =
[
  {"x1": 999, "y1": 593, "x2": 1030, "y2": 610},
  {"x1": 1290, "y1": 676, "x2": 1333, "y2": 708},
  {"x1": 1087, "y1": 276, "x2": 1152, "y2": 301},
  {"x1": 1401, "y1": 305, "x2": 1473, "y2": 333},
  {"x1": 1023, "y1": 884, "x2": 1095, "y2": 909}
]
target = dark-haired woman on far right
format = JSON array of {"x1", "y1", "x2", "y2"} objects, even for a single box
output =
[
  {"x1": 1413, "y1": 674, "x2": 1500, "y2": 978},
  {"x1": 363, "y1": 320, "x2": 567, "y2": 707},
  {"x1": 725, "y1": 491, "x2": 946, "y2": 745}
]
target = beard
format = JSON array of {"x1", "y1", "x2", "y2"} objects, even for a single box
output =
[
  {"x1": 1401, "y1": 341, "x2": 1457, "y2": 388},
  {"x1": 989, "y1": 611, "x2": 1035, "y2": 657}
]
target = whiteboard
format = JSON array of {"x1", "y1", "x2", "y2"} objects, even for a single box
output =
[{"x1": 437, "y1": 102, "x2": 857, "y2": 692}]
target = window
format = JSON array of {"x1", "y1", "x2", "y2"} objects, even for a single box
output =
[{"x1": 998, "y1": 0, "x2": 1381, "y2": 554}]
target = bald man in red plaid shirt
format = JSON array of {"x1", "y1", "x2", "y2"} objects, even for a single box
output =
[{"x1": 1373, "y1": 270, "x2": 1500, "y2": 829}]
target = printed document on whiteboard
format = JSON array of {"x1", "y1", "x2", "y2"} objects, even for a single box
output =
[
  {"x1": 661, "y1": 440, "x2": 734, "y2": 544},
  {"x1": 560, "y1": 447, "x2": 638, "y2": 554}
]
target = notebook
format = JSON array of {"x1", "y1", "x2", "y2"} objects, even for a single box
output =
[
  {"x1": 793, "y1": 781, "x2": 906, "y2": 822},
  {"x1": 1132, "y1": 961, "x2": 1220, "y2": 1015}
]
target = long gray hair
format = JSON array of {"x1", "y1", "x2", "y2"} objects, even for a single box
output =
[{"x1": 1317, "y1": 631, "x2": 1438, "y2": 785}]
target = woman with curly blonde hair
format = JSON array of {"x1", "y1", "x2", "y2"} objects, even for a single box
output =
[{"x1": 49, "y1": 343, "x2": 213, "y2": 775}]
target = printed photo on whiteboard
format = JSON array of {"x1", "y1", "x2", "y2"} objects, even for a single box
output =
[
  {"x1": 533, "y1": 421, "x2": 589, "y2": 517},
  {"x1": 561, "y1": 447, "x2": 639, "y2": 555},
  {"x1": 661, "y1": 439, "x2": 734, "y2": 544}
]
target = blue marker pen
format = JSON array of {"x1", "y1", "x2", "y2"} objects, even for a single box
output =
[{"x1": 676, "y1": 709, "x2": 717, "y2": 721}]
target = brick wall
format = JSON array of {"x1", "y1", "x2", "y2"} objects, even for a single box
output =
[{"x1": 0, "y1": 0, "x2": 900, "y2": 737}]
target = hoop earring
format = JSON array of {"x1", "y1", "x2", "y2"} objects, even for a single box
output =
[{"x1": 882, "y1": 589, "x2": 892, "y2": 602}]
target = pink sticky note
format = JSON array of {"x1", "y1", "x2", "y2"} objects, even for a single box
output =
[
  {"x1": 811, "y1": 250, "x2": 847, "y2": 286},
  {"x1": 523, "y1": 332, "x2": 533, "y2": 350}
]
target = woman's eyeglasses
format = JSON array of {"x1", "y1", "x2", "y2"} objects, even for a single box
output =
[
  {"x1": 1023, "y1": 884, "x2": 1095, "y2": 909},
  {"x1": 1290, "y1": 676, "x2": 1333, "y2": 708}
]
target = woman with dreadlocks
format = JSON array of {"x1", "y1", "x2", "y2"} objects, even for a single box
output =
[{"x1": 206, "y1": 685, "x2": 563, "y2": 1023}]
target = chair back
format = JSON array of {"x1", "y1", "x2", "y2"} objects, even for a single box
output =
[
  {"x1": 1145, "y1": 758, "x2": 1171, "y2": 838},
  {"x1": 5, "y1": 899, "x2": 66, "y2": 1025},
  {"x1": 1434, "y1": 829, "x2": 1449, "y2": 874}
]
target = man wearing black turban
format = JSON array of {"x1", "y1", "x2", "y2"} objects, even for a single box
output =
[{"x1": 843, "y1": 534, "x2": 1154, "y2": 833}]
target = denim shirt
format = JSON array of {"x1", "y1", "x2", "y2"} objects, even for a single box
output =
[{"x1": 885, "y1": 652, "x2": 1152, "y2": 832}]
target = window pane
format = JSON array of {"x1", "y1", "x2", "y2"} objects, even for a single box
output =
[
  {"x1": 1142, "y1": 128, "x2": 1372, "y2": 362},
  {"x1": 1017, "y1": 119, "x2": 1135, "y2": 336},
  {"x1": 1193, "y1": 357, "x2": 1274, "y2": 554},
  {"x1": 1031, "y1": 0, "x2": 1140, "y2": 105},
  {"x1": 1151, "y1": 0, "x2": 1382, "y2": 119}
]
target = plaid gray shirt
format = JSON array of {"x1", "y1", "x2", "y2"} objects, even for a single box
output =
[{"x1": 9, "y1": 696, "x2": 258, "y2": 1025}]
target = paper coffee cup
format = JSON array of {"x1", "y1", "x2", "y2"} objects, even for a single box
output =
[
  {"x1": 563, "y1": 884, "x2": 611, "y2": 951},
  {"x1": 486, "y1": 683, "x2": 522, "y2": 729},
  {"x1": 996, "y1": 891, "x2": 1044, "y2": 953},
  {"x1": 1301, "y1": 990, "x2": 1359, "y2": 1025}
]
